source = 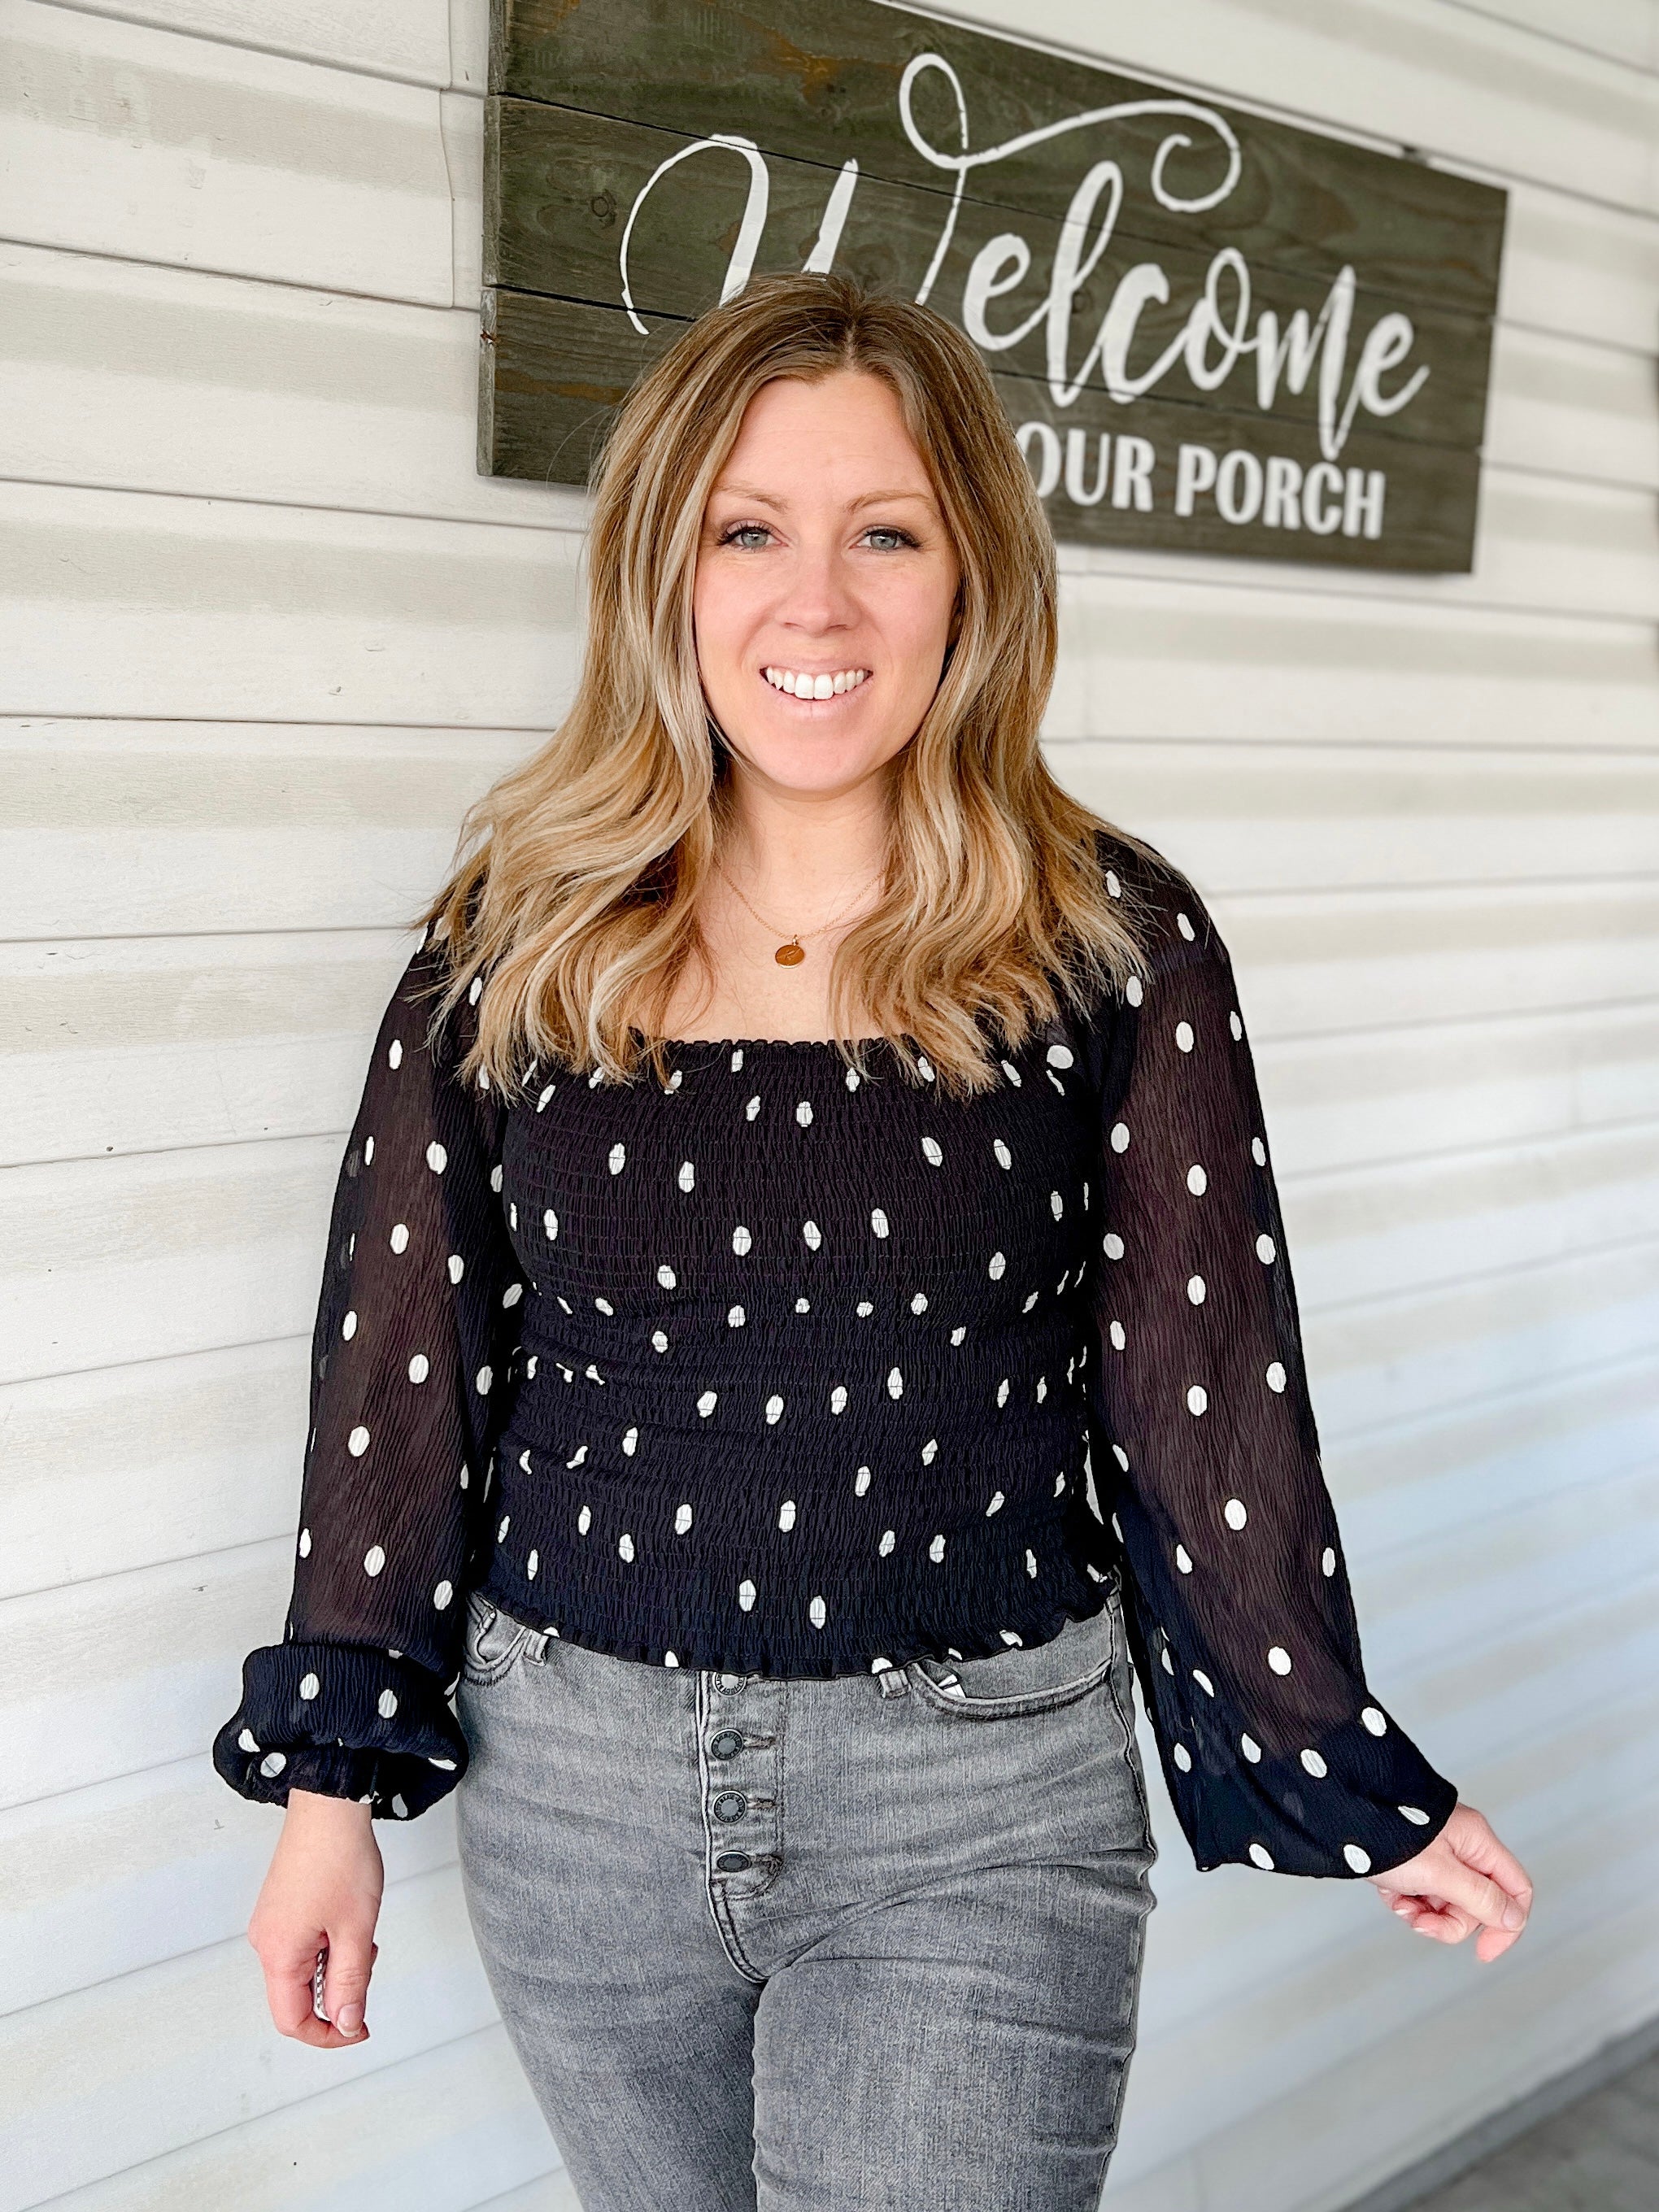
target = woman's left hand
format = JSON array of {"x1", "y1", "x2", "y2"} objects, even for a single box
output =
[{"x1": 1368, "y1": 1801, "x2": 1532, "y2": 1962}]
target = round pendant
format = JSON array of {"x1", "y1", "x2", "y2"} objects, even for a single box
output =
[{"x1": 775, "y1": 941, "x2": 806, "y2": 966}]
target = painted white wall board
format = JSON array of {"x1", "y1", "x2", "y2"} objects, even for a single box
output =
[
  {"x1": 16, "y1": 2024, "x2": 577, "y2": 2212},
  {"x1": 49, "y1": 0, "x2": 456, "y2": 84},
  {"x1": 1498, "y1": 177, "x2": 1659, "y2": 353},
  {"x1": 1, "y1": 2, "x2": 455, "y2": 303},
  {"x1": 1308, "y1": 1236, "x2": 1659, "y2": 1437},
  {"x1": 1436, "y1": 0, "x2": 1659, "y2": 73},
  {"x1": 1121, "y1": 1854, "x2": 1659, "y2": 2208},
  {"x1": 0, "y1": 1869, "x2": 507, "y2": 2203},
  {"x1": 0, "y1": 1341, "x2": 311, "y2": 1600},
  {"x1": 0, "y1": 932, "x2": 414, "y2": 1166},
  {"x1": 0, "y1": 1753, "x2": 458, "y2": 2014}
]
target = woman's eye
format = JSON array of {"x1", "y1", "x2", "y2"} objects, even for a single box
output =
[{"x1": 716, "y1": 521, "x2": 917, "y2": 551}]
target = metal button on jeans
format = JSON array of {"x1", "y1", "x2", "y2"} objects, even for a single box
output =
[
  {"x1": 712, "y1": 1791, "x2": 748, "y2": 1822},
  {"x1": 709, "y1": 1730, "x2": 744, "y2": 1759},
  {"x1": 714, "y1": 1852, "x2": 751, "y2": 1873}
]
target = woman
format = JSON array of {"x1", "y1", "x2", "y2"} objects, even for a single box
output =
[{"x1": 216, "y1": 272, "x2": 1531, "y2": 2210}]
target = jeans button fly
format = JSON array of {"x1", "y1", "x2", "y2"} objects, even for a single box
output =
[
  {"x1": 712, "y1": 1791, "x2": 748, "y2": 1822},
  {"x1": 709, "y1": 1730, "x2": 744, "y2": 1759},
  {"x1": 715, "y1": 1852, "x2": 752, "y2": 1872}
]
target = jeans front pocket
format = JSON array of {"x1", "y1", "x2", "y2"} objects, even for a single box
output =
[
  {"x1": 459, "y1": 1587, "x2": 538, "y2": 1687},
  {"x1": 905, "y1": 1583, "x2": 1121, "y2": 1719}
]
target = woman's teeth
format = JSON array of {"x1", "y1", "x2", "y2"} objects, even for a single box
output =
[{"x1": 763, "y1": 667, "x2": 871, "y2": 699}]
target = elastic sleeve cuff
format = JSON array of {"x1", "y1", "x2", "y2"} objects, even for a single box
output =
[
  {"x1": 1168, "y1": 1730, "x2": 1461, "y2": 1879},
  {"x1": 211, "y1": 1639, "x2": 470, "y2": 1821},
  {"x1": 276, "y1": 1745, "x2": 380, "y2": 1802}
]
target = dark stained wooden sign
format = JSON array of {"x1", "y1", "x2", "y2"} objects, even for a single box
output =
[{"x1": 480, "y1": 0, "x2": 1508, "y2": 571}]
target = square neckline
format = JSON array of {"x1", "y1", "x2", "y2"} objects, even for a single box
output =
[{"x1": 635, "y1": 1029, "x2": 902, "y2": 1053}]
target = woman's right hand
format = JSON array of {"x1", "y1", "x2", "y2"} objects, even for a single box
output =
[{"x1": 248, "y1": 1787, "x2": 385, "y2": 2046}]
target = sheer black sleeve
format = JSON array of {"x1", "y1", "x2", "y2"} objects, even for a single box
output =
[
  {"x1": 212, "y1": 927, "x2": 522, "y2": 1820},
  {"x1": 1084, "y1": 839, "x2": 1460, "y2": 1877}
]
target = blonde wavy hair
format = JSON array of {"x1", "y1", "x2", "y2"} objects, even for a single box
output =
[{"x1": 420, "y1": 270, "x2": 1152, "y2": 1095}]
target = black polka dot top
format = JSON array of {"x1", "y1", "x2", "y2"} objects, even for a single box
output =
[{"x1": 213, "y1": 832, "x2": 1460, "y2": 1879}]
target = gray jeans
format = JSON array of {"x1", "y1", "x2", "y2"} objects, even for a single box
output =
[{"x1": 454, "y1": 1574, "x2": 1158, "y2": 2212}]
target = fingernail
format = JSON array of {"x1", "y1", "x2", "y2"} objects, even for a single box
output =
[
  {"x1": 337, "y1": 2003, "x2": 363, "y2": 2035},
  {"x1": 1502, "y1": 1902, "x2": 1526, "y2": 1929}
]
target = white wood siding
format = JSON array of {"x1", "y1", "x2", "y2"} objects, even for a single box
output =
[{"x1": 1, "y1": 1, "x2": 1653, "y2": 2206}]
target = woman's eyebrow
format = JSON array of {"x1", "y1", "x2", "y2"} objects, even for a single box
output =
[
  {"x1": 709, "y1": 483, "x2": 937, "y2": 512},
  {"x1": 847, "y1": 488, "x2": 937, "y2": 512},
  {"x1": 710, "y1": 482, "x2": 789, "y2": 508}
]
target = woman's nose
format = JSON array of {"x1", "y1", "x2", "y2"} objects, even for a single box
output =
[{"x1": 773, "y1": 544, "x2": 860, "y2": 630}]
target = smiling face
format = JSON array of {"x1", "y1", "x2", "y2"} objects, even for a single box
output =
[{"x1": 692, "y1": 369, "x2": 964, "y2": 803}]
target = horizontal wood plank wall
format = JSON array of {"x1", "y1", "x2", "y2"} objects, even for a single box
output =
[{"x1": 0, "y1": 1, "x2": 1653, "y2": 2207}]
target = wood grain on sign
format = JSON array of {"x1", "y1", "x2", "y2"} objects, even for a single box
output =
[{"x1": 482, "y1": 0, "x2": 1509, "y2": 569}]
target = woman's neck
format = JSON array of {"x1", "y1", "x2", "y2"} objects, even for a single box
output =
[
  {"x1": 715, "y1": 765, "x2": 893, "y2": 917},
  {"x1": 660, "y1": 770, "x2": 895, "y2": 1043}
]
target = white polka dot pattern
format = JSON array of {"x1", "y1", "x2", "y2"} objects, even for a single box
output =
[{"x1": 213, "y1": 843, "x2": 1461, "y2": 1879}]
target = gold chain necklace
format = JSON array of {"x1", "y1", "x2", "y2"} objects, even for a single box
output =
[{"x1": 716, "y1": 859, "x2": 885, "y2": 967}]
